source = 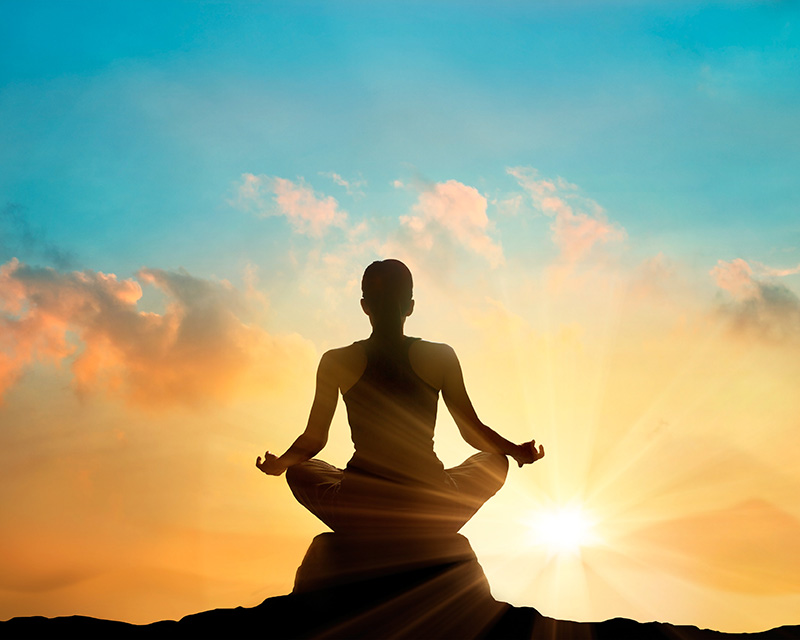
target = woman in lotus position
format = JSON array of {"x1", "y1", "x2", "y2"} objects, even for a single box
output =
[{"x1": 256, "y1": 259, "x2": 544, "y2": 534}]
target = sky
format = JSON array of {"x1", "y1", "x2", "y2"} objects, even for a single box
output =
[{"x1": 1, "y1": 0, "x2": 799, "y2": 632}]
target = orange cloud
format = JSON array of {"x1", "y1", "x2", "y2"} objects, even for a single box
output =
[
  {"x1": 399, "y1": 179, "x2": 503, "y2": 267},
  {"x1": 0, "y1": 260, "x2": 315, "y2": 406},
  {"x1": 234, "y1": 173, "x2": 347, "y2": 237},
  {"x1": 507, "y1": 167, "x2": 626, "y2": 262}
]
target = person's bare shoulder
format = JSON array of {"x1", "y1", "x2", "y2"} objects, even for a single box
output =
[
  {"x1": 320, "y1": 342, "x2": 367, "y2": 394},
  {"x1": 322, "y1": 342, "x2": 363, "y2": 361},
  {"x1": 412, "y1": 339, "x2": 456, "y2": 357},
  {"x1": 408, "y1": 339, "x2": 458, "y2": 390}
]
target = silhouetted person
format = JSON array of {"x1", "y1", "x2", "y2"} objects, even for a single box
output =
[{"x1": 256, "y1": 259, "x2": 544, "y2": 535}]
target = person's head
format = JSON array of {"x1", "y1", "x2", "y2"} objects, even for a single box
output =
[{"x1": 360, "y1": 259, "x2": 414, "y2": 329}]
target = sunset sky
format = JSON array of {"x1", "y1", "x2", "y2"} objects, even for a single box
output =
[{"x1": 2, "y1": 1, "x2": 799, "y2": 633}]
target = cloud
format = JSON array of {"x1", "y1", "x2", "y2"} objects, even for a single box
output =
[
  {"x1": 319, "y1": 171, "x2": 366, "y2": 198},
  {"x1": 492, "y1": 194, "x2": 524, "y2": 217},
  {"x1": 710, "y1": 258, "x2": 758, "y2": 300},
  {"x1": 399, "y1": 180, "x2": 503, "y2": 267},
  {"x1": 752, "y1": 261, "x2": 800, "y2": 278},
  {"x1": 711, "y1": 258, "x2": 800, "y2": 342},
  {"x1": 507, "y1": 167, "x2": 626, "y2": 262},
  {"x1": 0, "y1": 259, "x2": 315, "y2": 407},
  {"x1": 233, "y1": 174, "x2": 347, "y2": 237}
]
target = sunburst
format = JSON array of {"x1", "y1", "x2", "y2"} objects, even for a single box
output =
[{"x1": 525, "y1": 503, "x2": 600, "y2": 556}]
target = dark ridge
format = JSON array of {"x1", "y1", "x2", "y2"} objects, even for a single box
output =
[{"x1": 3, "y1": 533, "x2": 799, "y2": 639}]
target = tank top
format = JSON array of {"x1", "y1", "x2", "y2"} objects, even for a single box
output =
[{"x1": 342, "y1": 336, "x2": 447, "y2": 487}]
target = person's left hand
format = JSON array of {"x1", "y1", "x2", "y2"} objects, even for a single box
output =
[
  {"x1": 511, "y1": 440, "x2": 545, "y2": 468},
  {"x1": 256, "y1": 451, "x2": 286, "y2": 476}
]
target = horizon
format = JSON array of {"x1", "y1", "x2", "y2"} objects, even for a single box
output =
[{"x1": 1, "y1": 1, "x2": 799, "y2": 633}]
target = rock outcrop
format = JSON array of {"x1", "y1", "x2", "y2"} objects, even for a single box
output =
[{"x1": 3, "y1": 533, "x2": 799, "y2": 639}]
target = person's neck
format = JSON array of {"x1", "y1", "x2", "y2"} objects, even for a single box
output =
[{"x1": 369, "y1": 325, "x2": 406, "y2": 344}]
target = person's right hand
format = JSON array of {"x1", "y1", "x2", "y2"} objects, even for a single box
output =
[
  {"x1": 256, "y1": 451, "x2": 286, "y2": 476},
  {"x1": 511, "y1": 440, "x2": 545, "y2": 468}
]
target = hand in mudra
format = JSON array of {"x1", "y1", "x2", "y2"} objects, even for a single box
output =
[
  {"x1": 255, "y1": 451, "x2": 286, "y2": 476},
  {"x1": 512, "y1": 440, "x2": 545, "y2": 468}
]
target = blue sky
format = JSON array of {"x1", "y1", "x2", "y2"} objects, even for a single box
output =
[{"x1": 3, "y1": 1, "x2": 798, "y2": 285}]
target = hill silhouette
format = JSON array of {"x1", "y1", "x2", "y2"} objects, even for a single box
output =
[{"x1": 3, "y1": 533, "x2": 799, "y2": 639}]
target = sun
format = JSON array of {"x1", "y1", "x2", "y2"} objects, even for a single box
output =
[{"x1": 525, "y1": 504, "x2": 599, "y2": 555}]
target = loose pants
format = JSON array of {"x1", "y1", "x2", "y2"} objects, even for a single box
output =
[{"x1": 285, "y1": 452, "x2": 509, "y2": 535}]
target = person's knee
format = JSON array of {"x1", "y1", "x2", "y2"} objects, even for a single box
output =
[
  {"x1": 285, "y1": 461, "x2": 313, "y2": 490},
  {"x1": 285, "y1": 463, "x2": 298, "y2": 478},
  {"x1": 285, "y1": 463, "x2": 301, "y2": 490},
  {"x1": 481, "y1": 451, "x2": 508, "y2": 473},
  {"x1": 498, "y1": 452, "x2": 510, "y2": 474},
  {"x1": 472, "y1": 452, "x2": 508, "y2": 488},
  {"x1": 491, "y1": 452, "x2": 509, "y2": 484},
  {"x1": 286, "y1": 458, "x2": 341, "y2": 492}
]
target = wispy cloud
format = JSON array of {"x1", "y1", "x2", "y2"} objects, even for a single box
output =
[
  {"x1": 233, "y1": 174, "x2": 347, "y2": 237},
  {"x1": 507, "y1": 167, "x2": 626, "y2": 262},
  {"x1": 0, "y1": 259, "x2": 315, "y2": 407},
  {"x1": 711, "y1": 258, "x2": 800, "y2": 342},
  {"x1": 753, "y1": 261, "x2": 800, "y2": 278},
  {"x1": 399, "y1": 179, "x2": 503, "y2": 267},
  {"x1": 319, "y1": 171, "x2": 366, "y2": 198}
]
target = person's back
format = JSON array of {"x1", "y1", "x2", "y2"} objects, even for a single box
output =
[{"x1": 342, "y1": 336, "x2": 446, "y2": 487}]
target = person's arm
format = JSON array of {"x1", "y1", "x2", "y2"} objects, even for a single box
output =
[
  {"x1": 440, "y1": 345, "x2": 544, "y2": 468},
  {"x1": 256, "y1": 351, "x2": 339, "y2": 476}
]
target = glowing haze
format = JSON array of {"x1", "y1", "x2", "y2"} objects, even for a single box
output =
[{"x1": 1, "y1": 2, "x2": 799, "y2": 633}]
